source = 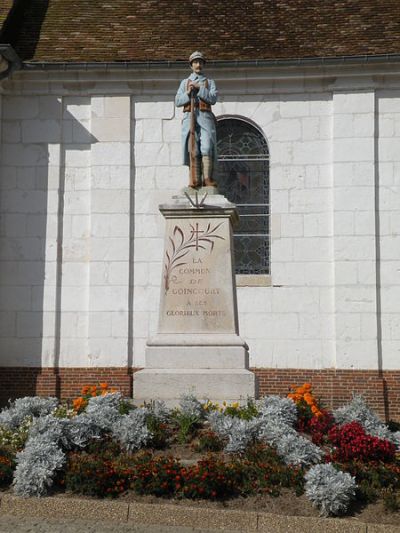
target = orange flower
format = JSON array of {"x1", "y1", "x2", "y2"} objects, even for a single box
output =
[
  {"x1": 73, "y1": 397, "x2": 86, "y2": 411},
  {"x1": 100, "y1": 382, "x2": 108, "y2": 390},
  {"x1": 81, "y1": 385, "x2": 90, "y2": 395},
  {"x1": 303, "y1": 393, "x2": 313, "y2": 405},
  {"x1": 90, "y1": 385, "x2": 97, "y2": 393},
  {"x1": 303, "y1": 383, "x2": 312, "y2": 391},
  {"x1": 110, "y1": 387, "x2": 118, "y2": 393}
]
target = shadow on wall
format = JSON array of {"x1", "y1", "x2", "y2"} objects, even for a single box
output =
[{"x1": 0, "y1": 95, "x2": 97, "y2": 404}]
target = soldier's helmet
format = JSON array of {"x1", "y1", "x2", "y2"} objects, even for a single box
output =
[{"x1": 189, "y1": 51, "x2": 206, "y2": 64}]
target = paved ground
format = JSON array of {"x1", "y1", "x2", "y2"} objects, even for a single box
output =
[{"x1": 0, "y1": 516, "x2": 240, "y2": 533}]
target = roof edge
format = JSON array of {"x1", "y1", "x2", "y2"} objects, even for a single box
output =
[{"x1": 21, "y1": 53, "x2": 400, "y2": 71}]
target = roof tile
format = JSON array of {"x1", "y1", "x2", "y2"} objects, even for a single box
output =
[{"x1": 3, "y1": 0, "x2": 400, "y2": 62}]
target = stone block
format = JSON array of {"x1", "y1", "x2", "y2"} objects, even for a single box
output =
[
  {"x1": 293, "y1": 237, "x2": 331, "y2": 262},
  {"x1": 135, "y1": 100, "x2": 174, "y2": 119},
  {"x1": 2, "y1": 121, "x2": 21, "y2": 143},
  {"x1": 91, "y1": 214, "x2": 130, "y2": 238},
  {"x1": 334, "y1": 138, "x2": 374, "y2": 163},
  {"x1": 334, "y1": 91, "x2": 374, "y2": 114},
  {"x1": 16, "y1": 312, "x2": 42, "y2": 338},
  {"x1": 90, "y1": 286, "x2": 129, "y2": 312},
  {"x1": 135, "y1": 142, "x2": 170, "y2": 166},
  {"x1": 21, "y1": 119, "x2": 61, "y2": 143},
  {"x1": 104, "y1": 96, "x2": 131, "y2": 118},
  {"x1": 91, "y1": 142, "x2": 130, "y2": 166},
  {"x1": 90, "y1": 237, "x2": 129, "y2": 261},
  {"x1": 134, "y1": 368, "x2": 255, "y2": 404},
  {"x1": 280, "y1": 99, "x2": 310, "y2": 118},
  {"x1": 3, "y1": 97, "x2": 39, "y2": 120},
  {"x1": 91, "y1": 117, "x2": 130, "y2": 142},
  {"x1": 293, "y1": 140, "x2": 330, "y2": 164},
  {"x1": 91, "y1": 189, "x2": 130, "y2": 214}
]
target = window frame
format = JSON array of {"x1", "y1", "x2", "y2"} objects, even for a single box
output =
[{"x1": 216, "y1": 114, "x2": 270, "y2": 284}]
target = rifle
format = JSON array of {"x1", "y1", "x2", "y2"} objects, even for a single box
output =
[{"x1": 189, "y1": 87, "x2": 197, "y2": 188}]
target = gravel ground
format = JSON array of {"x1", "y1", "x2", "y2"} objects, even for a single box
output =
[{"x1": 0, "y1": 516, "x2": 240, "y2": 533}]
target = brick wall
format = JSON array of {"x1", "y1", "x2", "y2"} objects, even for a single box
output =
[
  {"x1": 1, "y1": 366, "x2": 399, "y2": 422},
  {"x1": 0, "y1": 367, "x2": 135, "y2": 406},
  {"x1": 253, "y1": 368, "x2": 400, "y2": 422}
]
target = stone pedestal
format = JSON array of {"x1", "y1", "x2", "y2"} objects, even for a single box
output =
[{"x1": 134, "y1": 193, "x2": 255, "y2": 405}]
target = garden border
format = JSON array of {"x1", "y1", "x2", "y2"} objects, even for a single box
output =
[{"x1": 1, "y1": 494, "x2": 399, "y2": 533}]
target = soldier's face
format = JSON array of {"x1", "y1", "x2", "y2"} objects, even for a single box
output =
[{"x1": 191, "y1": 59, "x2": 204, "y2": 74}]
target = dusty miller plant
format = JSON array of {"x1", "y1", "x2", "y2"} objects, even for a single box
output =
[
  {"x1": 13, "y1": 436, "x2": 65, "y2": 497},
  {"x1": 85, "y1": 392, "x2": 123, "y2": 431},
  {"x1": 0, "y1": 397, "x2": 59, "y2": 430},
  {"x1": 333, "y1": 395, "x2": 400, "y2": 449},
  {"x1": 257, "y1": 395, "x2": 297, "y2": 427},
  {"x1": 65, "y1": 414, "x2": 103, "y2": 449},
  {"x1": 179, "y1": 393, "x2": 204, "y2": 419},
  {"x1": 111, "y1": 408, "x2": 151, "y2": 452},
  {"x1": 207, "y1": 411, "x2": 260, "y2": 453},
  {"x1": 275, "y1": 432, "x2": 322, "y2": 466},
  {"x1": 305, "y1": 463, "x2": 356, "y2": 517},
  {"x1": 144, "y1": 400, "x2": 170, "y2": 423}
]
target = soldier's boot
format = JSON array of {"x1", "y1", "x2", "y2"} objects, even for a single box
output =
[
  {"x1": 189, "y1": 157, "x2": 202, "y2": 188},
  {"x1": 202, "y1": 156, "x2": 217, "y2": 187}
]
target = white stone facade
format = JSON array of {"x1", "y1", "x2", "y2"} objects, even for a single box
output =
[{"x1": 0, "y1": 64, "x2": 399, "y2": 372}]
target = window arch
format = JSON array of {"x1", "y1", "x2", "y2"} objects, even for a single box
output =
[{"x1": 216, "y1": 116, "x2": 270, "y2": 275}]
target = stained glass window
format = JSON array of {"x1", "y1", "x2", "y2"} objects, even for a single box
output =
[{"x1": 216, "y1": 116, "x2": 270, "y2": 274}]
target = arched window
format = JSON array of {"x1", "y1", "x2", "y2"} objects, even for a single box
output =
[{"x1": 216, "y1": 116, "x2": 270, "y2": 275}]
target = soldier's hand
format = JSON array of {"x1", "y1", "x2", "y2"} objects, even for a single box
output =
[{"x1": 187, "y1": 81, "x2": 200, "y2": 94}]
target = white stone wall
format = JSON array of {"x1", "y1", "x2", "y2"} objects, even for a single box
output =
[
  {"x1": 0, "y1": 94, "x2": 131, "y2": 367},
  {"x1": 0, "y1": 68, "x2": 399, "y2": 371},
  {"x1": 377, "y1": 89, "x2": 400, "y2": 370}
]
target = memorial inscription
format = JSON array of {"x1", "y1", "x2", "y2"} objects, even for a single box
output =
[{"x1": 159, "y1": 217, "x2": 237, "y2": 334}]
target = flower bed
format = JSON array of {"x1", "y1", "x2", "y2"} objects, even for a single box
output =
[{"x1": 0, "y1": 384, "x2": 399, "y2": 518}]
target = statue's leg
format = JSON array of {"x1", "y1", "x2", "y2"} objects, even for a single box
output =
[
  {"x1": 202, "y1": 155, "x2": 217, "y2": 187},
  {"x1": 199, "y1": 119, "x2": 217, "y2": 187}
]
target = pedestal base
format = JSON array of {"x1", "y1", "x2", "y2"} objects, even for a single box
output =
[{"x1": 134, "y1": 368, "x2": 256, "y2": 406}]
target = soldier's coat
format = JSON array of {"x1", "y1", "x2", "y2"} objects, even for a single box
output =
[{"x1": 175, "y1": 72, "x2": 218, "y2": 167}]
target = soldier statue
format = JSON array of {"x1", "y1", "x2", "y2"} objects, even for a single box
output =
[{"x1": 175, "y1": 51, "x2": 218, "y2": 189}]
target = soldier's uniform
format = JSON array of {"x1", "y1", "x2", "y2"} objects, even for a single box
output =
[{"x1": 175, "y1": 52, "x2": 218, "y2": 187}]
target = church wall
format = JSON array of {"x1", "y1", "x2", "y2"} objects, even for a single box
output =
[
  {"x1": 377, "y1": 90, "x2": 400, "y2": 370},
  {"x1": 0, "y1": 69, "x2": 399, "y2": 416}
]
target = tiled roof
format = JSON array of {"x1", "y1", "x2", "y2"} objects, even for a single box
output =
[{"x1": 2, "y1": 0, "x2": 400, "y2": 63}]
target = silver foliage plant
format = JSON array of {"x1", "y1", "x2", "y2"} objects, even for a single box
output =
[
  {"x1": 305, "y1": 463, "x2": 356, "y2": 517},
  {"x1": 144, "y1": 400, "x2": 170, "y2": 423},
  {"x1": 333, "y1": 395, "x2": 400, "y2": 449},
  {"x1": 257, "y1": 395, "x2": 298, "y2": 427},
  {"x1": 257, "y1": 416, "x2": 321, "y2": 467},
  {"x1": 207, "y1": 411, "x2": 260, "y2": 453},
  {"x1": 179, "y1": 393, "x2": 204, "y2": 420},
  {"x1": 111, "y1": 408, "x2": 152, "y2": 452},
  {"x1": 85, "y1": 392, "x2": 124, "y2": 431},
  {"x1": 275, "y1": 433, "x2": 322, "y2": 467},
  {"x1": 13, "y1": 437, "x2": 65, "y2": 497},
  {"x1": 0, "y1": 397, "x2": 59, "y2": 430},
  {"x1": 12, "y1": 392, "x2": 140, "y2": 497}
]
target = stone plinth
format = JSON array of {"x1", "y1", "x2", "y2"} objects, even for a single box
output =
[{"x1": 134, "y1": 193, "x2": 255, "y2": 404}]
